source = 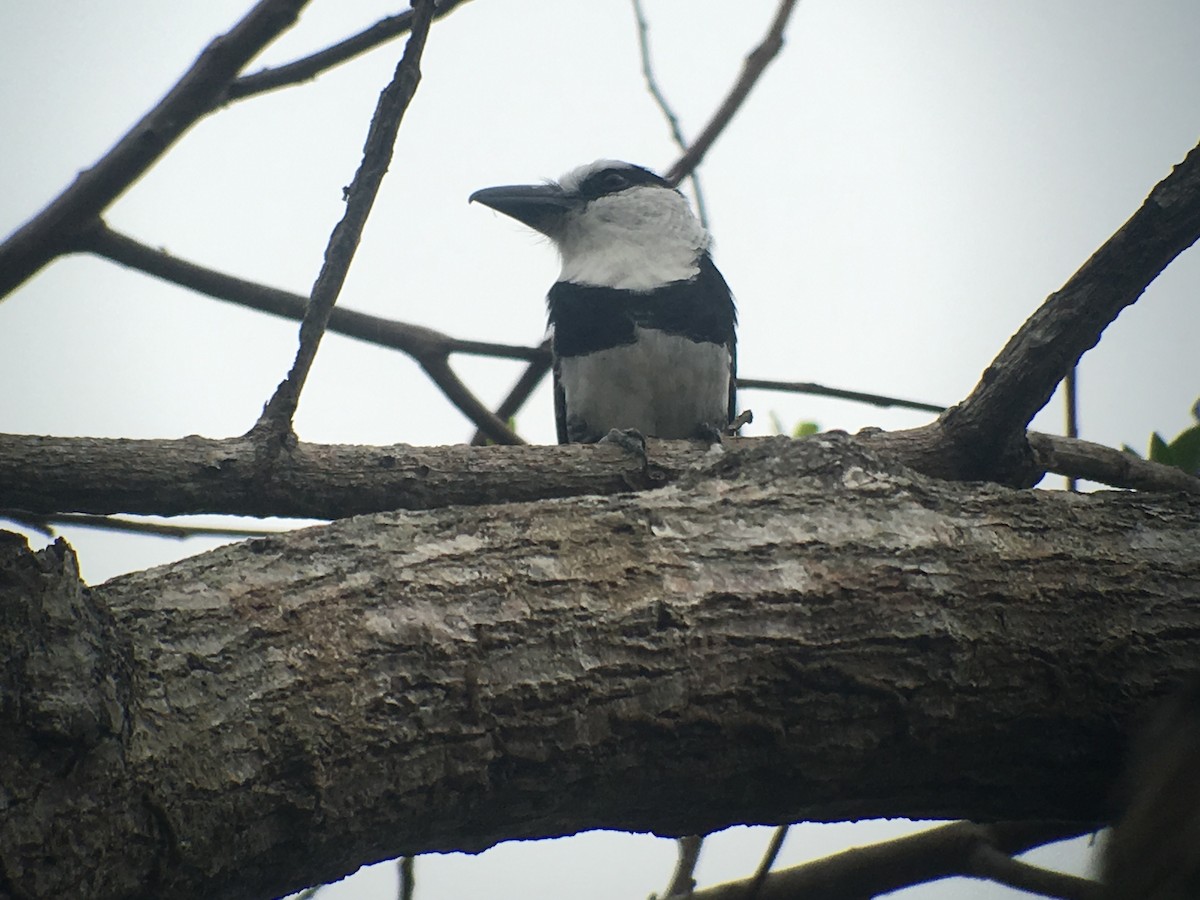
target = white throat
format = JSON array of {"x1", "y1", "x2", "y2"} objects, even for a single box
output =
[{"x1": 555, "y1": 185, "x2": 709, "y2": 291}]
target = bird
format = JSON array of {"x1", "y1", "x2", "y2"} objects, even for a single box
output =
[{"x1": 470, "y1": 160, "x2": 737, "y2": 445}]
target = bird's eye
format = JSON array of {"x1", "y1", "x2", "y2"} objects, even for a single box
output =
[{"x1": 600, "y1": 171, "x2": 630, "y2": 192}]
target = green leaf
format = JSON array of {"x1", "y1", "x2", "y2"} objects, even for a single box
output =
[
  {"x1": 792, "y1": 421, "x2": 820, "y2": 438},
  {"x1": 1149, "y1": 432, "x2": 1172, "y2": 464},
  {"x1": 1166, "y1": 425, "x2": 1200, "y2": 474}
]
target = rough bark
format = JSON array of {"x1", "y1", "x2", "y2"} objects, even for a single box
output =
[
  {"x1": 3, "y1": 435, "x2": 1199, "y2": 899},
  {"x1": 3, "y1": 430, "x2": 1197, "y2": 524}
]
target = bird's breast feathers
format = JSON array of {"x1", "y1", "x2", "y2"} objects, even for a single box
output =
[{"x1": 548, "y1": 256, "x2": 736, "y2": 441}]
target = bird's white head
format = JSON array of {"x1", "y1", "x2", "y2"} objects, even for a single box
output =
[{"x1": 470, "y1": 160, "x2": 709, "y2": 291}]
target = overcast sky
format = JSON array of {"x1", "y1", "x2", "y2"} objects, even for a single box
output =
[{"x1": 3, "y1": 1, "x2": 1198, "y2": 897}]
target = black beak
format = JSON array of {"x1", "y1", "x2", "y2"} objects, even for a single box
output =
[{"x1": 469, "y1": 183, "x2": 576, "y2": 236}]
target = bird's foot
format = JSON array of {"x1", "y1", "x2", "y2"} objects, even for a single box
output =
[
  {"x1": 726, "y1": 409, "x2": 753, "y2": 435},
  {"x1": 600, "y1": 427, "x2": 649, "y2": 471}
]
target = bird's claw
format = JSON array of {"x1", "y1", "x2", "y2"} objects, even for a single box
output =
[{"x1": 600, "y1": 427, "x2": 649, "y2": 471}]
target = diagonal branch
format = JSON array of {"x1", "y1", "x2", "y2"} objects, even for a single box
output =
[
  {"x1": 469, "y1": 350, "x2": 553, "y2": 445},
  {"x1": 745, "y1": 825, "x2": 788, "y2": 900},
  {"x1": 226, "y1": 0, "x2": 471, "y2": 102},
  {"x1": 0, "y1": 0, "x2": 312, "y2": 299},
  {"x1": 689, "y1": 821, "x2": 1096, "y2": 900},
  {"x1": 968, "y1": 842, "x2": 1102, "y2": 899},
  {"x1": 936, "y1": 138, "x2": 1200, "y2": 482},
  {"x1": 253, "y1": 0, "x2": 436, "y2": 442},
  {"x1": 71, "y1": 221, "x2": 544, "y2": 364},
  {"x1": 664, "y1": 0, "x2": 800, "y2": 185}
]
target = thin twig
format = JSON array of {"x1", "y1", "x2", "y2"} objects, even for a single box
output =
[
  {"x1": 226, "y1": 0, "x2": 472, "y2": 102},
  {"x1": 744, "y1": 825, "x2": 788, "y2": 900},
  {"x1": 397, "y1": 856, "x2": 414, "y2": 900},
  {"x1": 968, "y1": 843, "x2": 1101, "y2": 899},
  {"x1": 0, "y1": 0, "x2": 312, "y2": 299},
  {"x1": 469, "y1": 347, "x2": 552, "y2": 445},
  {"x1": 631, "y1": 0, "x2": 708, "y2": 226},
  {"x1": 1064, "y1": 367, "x2": 1079, "y2": 492},
  {"x1": 665, "y1": 0, "x2": 801, "y2": 185},
  {"x1": 253, "y1": 0, "x2": 437, "y2": 441},
  {"x1": 737, "y1": 378, "x2": 946, "y2": 414},
  {"x1": 420, "y1": 356, "x2": 525, "y2": 445},
  {"x1": 664, "y1": 835, "x2": 704, "y2": 898},
  {"x1": 0, "y1": 511, "x2": 292, "y2": 540}
]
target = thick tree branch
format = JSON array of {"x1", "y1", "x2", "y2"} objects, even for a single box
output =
[
  {"x1": 665, "y1": 0, "x2": 800, "y2": 185},
  {"x1": 4, "y1": 436, "x2": 1196, "y2": 898},
  {"x1": 225, "y1": 0, "x2": 472, "y2": 102},
  {"x1": 254, "y1": 0, "x2": 435, "y2": 440},
  {"x1": 0, "y1": 0, "x2": 311, "y2": 298},
  {"x1": 934, "y1": 139, "x2": 1200, "y2": 483},
  {"x1": 2, "y1": 430, "x2": 1198, "y2": 522}
]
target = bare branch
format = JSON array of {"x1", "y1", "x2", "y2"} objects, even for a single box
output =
[
  {"x1": 689, "y1": 822, "x2": 1095, "y2": 900},
  {"x1": 0, "y1": 511, "x2": 288, "y2": 540},
  {"x1": 1064, "y1": 368, "x2": 1080, "y2": 492},
  {"x1": 737, "y1": 378, "x2": 946, "y2": 415},
  {"x1": 73, "y1": 221, "x2": 528, "y2": 445},
  {"x1": 1031, "y1": 432, "x2": 1200, "y2": 494},
  {"x1": 226, "y1": 0, "x2": 472, "y2": 102},
  {"x1": 0, "y1": 0, "x2": 312, "y2": 298},
  {"x1": 663, "y1": 835, "x2": 704, "y2": 898},
  {"x1": 72, "y1": 222, "x2": 544, "y2": 364},
  {"x1": 631, "y1": 0, "x2": 708, "y2": 226},
  {"x1": 938, "y1": 138, "x2": 1200, "y2": 482},
  {"x1": 397, "y1": 856, "x2": 415, "y2": 900},
  {"x1": 73, "y1": 222, "x2": 950, "y2": 445},
  {"x1": 665, "y1": 0, "x2": 801, "y2": 185},
  {"x1": 254, "y1": 0, "x2": 436, "y2": 441},
  {"x1": 469, "y1": 352, "x2": 552, "y2": 445},
  {"x1": 968, "y1": 842, "x2": 1102, "y2": 899},
  {"x1": 4, "y1": 429, "x2": 1196, "y2": 523},
  {"x1": 419, "y1": 355, "x2": 525, "y2": 445},
  {"x1": 745, "y1": 825, "x2": 788, "y2": 900}
]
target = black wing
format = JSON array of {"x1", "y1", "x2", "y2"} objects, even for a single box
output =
[{"x1": 553, "y1": 354, "x2": 569, "y2": 445}]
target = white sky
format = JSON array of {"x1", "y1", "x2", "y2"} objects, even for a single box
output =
[{"x1": 2, "y1": 1, "x2": 1197, "y2": 897}]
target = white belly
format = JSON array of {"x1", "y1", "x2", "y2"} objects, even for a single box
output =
[{"x1": 557, "y1": 328, "x2": 731, "y2": 439}]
